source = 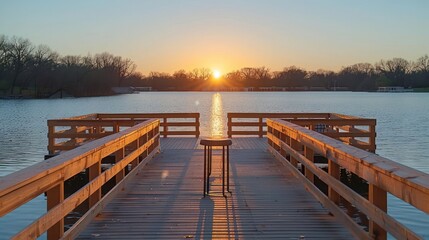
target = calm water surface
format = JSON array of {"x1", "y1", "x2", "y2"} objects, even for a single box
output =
[{"x1": 1, "y1": 92, "x2": 428, "y2": 238}]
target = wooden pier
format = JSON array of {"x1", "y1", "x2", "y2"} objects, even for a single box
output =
[
  {"x1": 1, "y1": 113, "x2": 429, "y2": 239},
  {"x1": 78, "y1": 138, "x2": 352, "y2": 239}
]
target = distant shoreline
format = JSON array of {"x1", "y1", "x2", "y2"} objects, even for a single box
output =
[{"x1": 2, "y1": 88, "x2": 429, "y2": 100}]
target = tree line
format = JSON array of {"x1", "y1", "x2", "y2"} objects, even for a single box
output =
[
  {"x1": 0, "y1": 35, "x2": 136, "y2": 97},
  {"x1": 137, "y1": 58, "x2": 429, "y2": 91},
  {"x1": 1, "y1": 35, "x2": 429, "y2": 97}
]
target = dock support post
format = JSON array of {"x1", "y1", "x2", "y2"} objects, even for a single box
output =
[
  {"x1": 47, "y1": 182, "x2": 64, "y2": 240},
  {"x1": 89, "y1": 157, "x2": 101, "y2": 208},
  {"x1": 131, "y1": 139, "x2": 139, "y2": 169},
  {"x1": 163, "y1": 118, "x2": 168, "y2": 138},
  {"x1": 196, "y1": 116, "x2": 200, "y2": 138},
  {"x1": 227, "y1": 115, "x2": 232, "y2": 138},
  {"x1": 369, "y1": 184, "x2": 387, "y2": 240},
  {"x1": 369, "y1": 124, "x2": 376, "y2": 153},
  {"x1": 259, "y1": 117, "x2": 263, "y2": 137},
  {"x1": 304, "y1": 146, "x2": 314, "y2": 182},
  {"x1": 328, "y1": 160, "x2": 340, "y2": 204},
  {"x1": 115, "y1": 147, "x2": 125, "y2": 183},
  {"x1": 290, "y1": 139, "x2": 300, "y2": 168},
  {"x1": 48, "y1": 125, "x2": 55, "y2": 155}
]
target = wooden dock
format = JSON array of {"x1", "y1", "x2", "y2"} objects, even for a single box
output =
[
  {"x1": 78, "y1": 138, "x2": 352, "y2": 239},
  {"x1": 1, "y1": 113, "x2": 429, "y2": 240}
]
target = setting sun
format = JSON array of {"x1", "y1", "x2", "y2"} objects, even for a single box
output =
[{"x1": 213, "y1": 69, "x2": 221, "y2": 79}]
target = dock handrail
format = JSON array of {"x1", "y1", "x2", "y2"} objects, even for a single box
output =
[
  {"x1": 267, "y1": 118, "x2": 429, "y2": 239},
  {"x1": 48, "y1": 112, "x2": 200, "y2": 154},
  {"x1": 227, "y1": 112, "x2": 376, "y2": 152},
  {"x1": 0, "y1": 119, "x2": 161, "y2": 239}
]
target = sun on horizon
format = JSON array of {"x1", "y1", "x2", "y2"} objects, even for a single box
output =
[{"x1": 213, "y1": 69, "x2": 222, "y2": 79}]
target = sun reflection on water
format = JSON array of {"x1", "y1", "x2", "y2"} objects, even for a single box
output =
[{"x1": 210, "y1": 93, "x2": 224, "y2": 138}]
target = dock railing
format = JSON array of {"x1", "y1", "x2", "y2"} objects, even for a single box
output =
[
  {"x1": 267, "y1": 118, "x2": 429, "y2": 240},
  {"x1": 48, "y1": 113, "x2": 200, "y2": 154},
  {"x1": 0, "y1": 119, "x2": 161, "y2": 239},
  {"x1": 227, "y1": 112, "x2": 376, "y2": 152}
]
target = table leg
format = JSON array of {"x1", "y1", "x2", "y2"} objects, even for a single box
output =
[
  {"x1": 222, "y1": 146, "x2": 225, "y2": 197},
  {"x1": 208, "y1": 146, "x2": 212, "y2": 176},
  {"x1": 203, "y1": 146, "x2": 206, "y2": 197},
  {"x1": 227, "y1": 145, "x2": 230, "y2": 193},
  {"x1": 207, "y1": 146, "x2": 211, "y2": 194}
]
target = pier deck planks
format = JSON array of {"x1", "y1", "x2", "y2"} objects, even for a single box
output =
[{"x1": 78, "y1": 138, "x2": 353, "y2": 239}]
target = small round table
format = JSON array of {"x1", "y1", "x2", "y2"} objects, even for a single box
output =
[{"x1": 200, "y1": 137, "x2": 232, "y2": 197}]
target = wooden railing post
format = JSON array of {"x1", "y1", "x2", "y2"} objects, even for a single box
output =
[
  {"x1": 227, "y1": 114, "x2": 232, "y2": 138},
  {"x1": 113, "y1": 122, "x2": 119, "y2": 133},
  {"x1": 290, "y1": 138, "x2": 299, "y2": 168},
  {"x1": 131, "y1": 139, "x2": 139, "y2": 169},
  {"x1": 163, "y1": 117, "x2": 168, "y2": 138},
  {"x1": 196, "y1": 115, "x2": 200, "y2": 138},
  {"x1": 369, "y1": 123, "x2": 376, "y2": 153},
  {"x1": 70, "y1": 125, "x2": 77, "y2": 146},
  {"x1": 115, "y1": 147, "x2": 125, "y2": 183},
  {"x1": 304, "y1": 146, "x2": 314, "y2": 183},
  {"x1": 259, "y1": 117, "x2": 263, "y2": 138},
  {"x1": 369, "y1": 184, "x2": 387, "y2": 240},
  {"x1": 48, "y1": 124, "x2": 55, "y2": 154},
  {"x1": 328, "y1": 159, "x2": 341, "y2": 204},
  {"x1": 88, "y1": 157, "x2": 101, "y2": 208},
  {"x1": 280, "y1": 130, "x2": 286, "y2": 157},
  {"x1": 47, "y1": 182, "x2": 64, "y2": 240}
]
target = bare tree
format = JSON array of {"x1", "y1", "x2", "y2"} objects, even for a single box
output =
[
  {"x1": 413, "y1": 55, "x2": 429, "y2": 73},
  {"x1": 254, "y1": 66, "x2": 271, "y2": 80},
  {"x1": 240, "y1": 68, "x2": 255, "y2": 80},
  {"x1": 189, "y1": 68, "x2": 211, "y2": 81},
  {"x1": 376, "y1": 58, "x2": 410, "y2": 86},
  {"x1": 8, "y1": 36, "x2": 34, "y2": 94},
  {"x1": 275, "y1": 66, "x2": 308, "y2": 87},
  {"x1": 61, "y1": 55, "x2": 82, "y2": 67},
  {"x1": 0, "y1": 35, "x2": 9, "y2": 68},
  {"x1": 115, "y1": 57, "x2": 136, "y2": 86}
]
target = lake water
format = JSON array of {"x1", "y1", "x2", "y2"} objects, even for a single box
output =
[{"x1": 1, "y1": 92, "x2": 428, "y2": 238}]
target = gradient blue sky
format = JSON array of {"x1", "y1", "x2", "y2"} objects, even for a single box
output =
[{"x1": 1, "y1": 0, "x2": 429, "y2": 74}]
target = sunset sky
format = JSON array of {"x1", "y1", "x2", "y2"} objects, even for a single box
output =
[{"x1": 1, "y1": 0, "x2": 429, "y2": 75}]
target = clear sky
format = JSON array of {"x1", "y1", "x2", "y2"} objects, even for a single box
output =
[{"x1": 1, "y1": 0, "x2": 429, "y2": 74}]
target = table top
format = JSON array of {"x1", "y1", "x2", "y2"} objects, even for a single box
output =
[{"x1": 200, "y1": 137, "x2": 232, "y2": 146}]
